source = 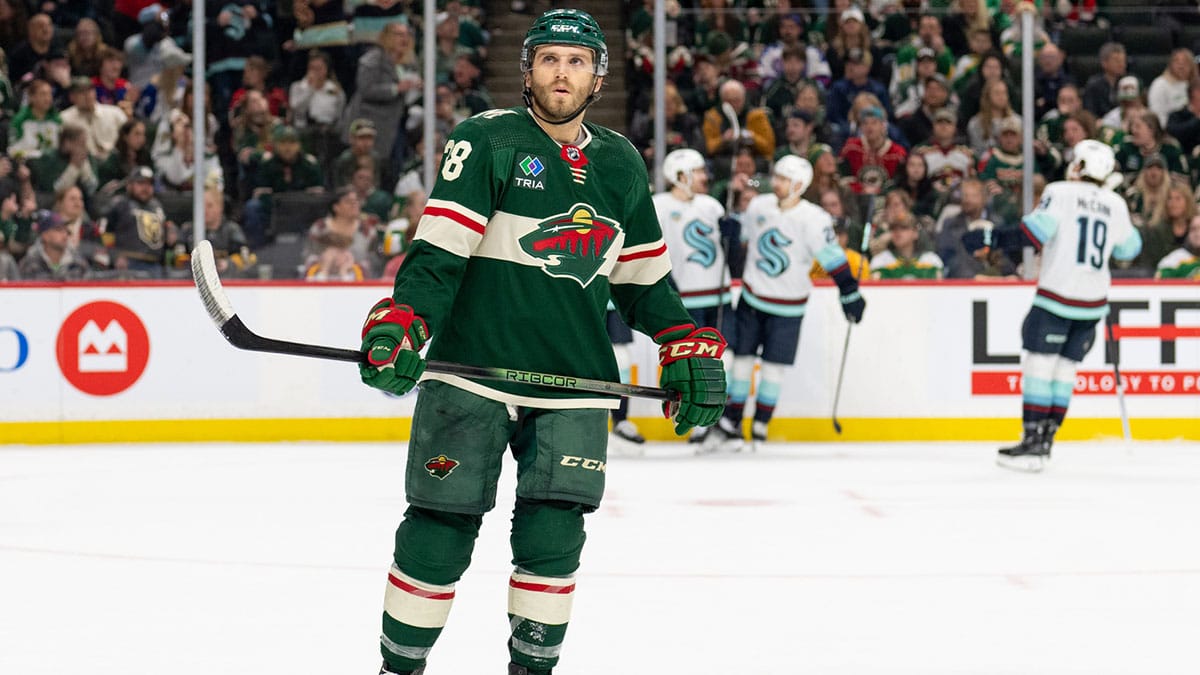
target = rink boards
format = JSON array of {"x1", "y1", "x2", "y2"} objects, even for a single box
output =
[{"x1": 1, "y1": 279, "x2": 1196, "y2": 444}]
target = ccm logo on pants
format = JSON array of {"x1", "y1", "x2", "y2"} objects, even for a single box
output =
[{"x1": 559, "y1": 456, "x2": 606, "y2": 472}]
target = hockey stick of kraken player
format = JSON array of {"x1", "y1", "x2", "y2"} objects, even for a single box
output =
[
  {"x1": 718, "y1": 101, "x2": 742, "y2": 331},
  {"x1": 1105, "y1": 311, "x2": 1133, "y2": 442},
  {"x1": 190, "y1": 241, "x2": 677, "y2": 402},
  {"x1": 832, "y1": 197, "x2": 875, "y2": 434}
]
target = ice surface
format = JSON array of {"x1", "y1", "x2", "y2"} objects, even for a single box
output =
[{"x1": 2, "y1": 440, "x2": 1198, "y2": 674}]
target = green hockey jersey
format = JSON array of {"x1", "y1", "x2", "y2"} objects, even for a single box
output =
[{"x1": 392, "y1": 108, "x2": 693, "y2": 408}]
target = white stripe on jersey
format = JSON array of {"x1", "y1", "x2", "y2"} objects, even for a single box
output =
[
  {"x1": 740, "y1": 194, "x2": 835, "y2": 314},
  {"x1": 610, "y1": 239, "x2": 672, "y2": 286},
  {"x1": 414, "y1": 198, "x2": 490, "y2": 258},
  {"x1": 1032, "y1": 180, "x2": 1137, "y2": 313},
  {"x1": 654, "y1": 192, "x2": 728, "y2": 302}
]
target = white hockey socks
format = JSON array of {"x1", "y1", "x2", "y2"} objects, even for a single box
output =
[{"x1": 381, "y1": 565, "x2": 455, "y2": 666}]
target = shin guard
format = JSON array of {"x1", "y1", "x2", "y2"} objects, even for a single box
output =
[{"x1": 1021, "y1": 352, "x2": 1057, "y2": 425}]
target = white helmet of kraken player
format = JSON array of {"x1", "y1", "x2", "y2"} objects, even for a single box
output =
[
  {"x1": 773, "y1": 154, "x2": 813, "y2": 198},
  {"x1": 1067, "y1": 139, "x2": 1117, "y2": 185},
  {"x1": 663, "y1": 148, "x2": 706, "y2": 198}
]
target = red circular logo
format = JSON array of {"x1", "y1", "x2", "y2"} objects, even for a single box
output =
[{"x1": 56, "y1": 301, "x2": 151, "y2": 396}]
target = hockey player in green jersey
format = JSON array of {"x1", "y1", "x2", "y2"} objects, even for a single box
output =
[{"x1": 358, "y1": 10, "x2": 728, "y2": 675}]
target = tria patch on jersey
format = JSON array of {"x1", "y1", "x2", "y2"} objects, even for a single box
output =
[
  {"x1": 514, "y1": 154, "x2": 547, "y2": 190},
  {"x1": 519, "y1": 202, "x2": 621, "y2": 287},
  {"x1": 424, "y1": 455, "x2": 459, "y2": 480}
]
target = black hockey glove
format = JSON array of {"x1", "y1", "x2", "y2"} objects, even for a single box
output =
[{"x1": 829, "y1": 262, "x2": 866, "y2": 324}]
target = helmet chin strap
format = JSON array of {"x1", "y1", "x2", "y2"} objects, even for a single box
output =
[{"x1": 523, "y1": 74, "x2": 602, "y2": 127}]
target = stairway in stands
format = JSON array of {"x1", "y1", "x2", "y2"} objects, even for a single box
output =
[{"x1": 482, "y1": 0, "x2": 627, "y2": 134}]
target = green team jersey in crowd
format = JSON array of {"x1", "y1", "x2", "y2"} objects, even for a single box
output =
[{"x1": 392, "y1": 107, "x2": 692, "y2": 408}]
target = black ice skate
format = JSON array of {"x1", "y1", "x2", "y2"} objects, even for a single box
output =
[
  {"x1": 379, "y1": 663, "x2": 424, "y2": 675},
  {"x1": 699, "y1": 417, "x2": 744, "y2": 454},
  {"x1": 748, "y1": 421, "x2": 768, "y2": 453},
  {"x1": 612, "y1": 420, "x2": 645, "y2": 444},
  {"x1": 996, "y1": 422, "x2": 1051, "y2": 473}
]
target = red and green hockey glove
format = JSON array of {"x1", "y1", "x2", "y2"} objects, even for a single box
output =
[
  {"x1": 359, "y1": 298, "x2": 430, "y2": 396},
  {"x1": 656, "y1": 325, "x2": 728, "y2": 435}
]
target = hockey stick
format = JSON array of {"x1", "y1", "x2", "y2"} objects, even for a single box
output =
[
  {"x1": 832, "y1": 197, "x2": 874, "y2": 434},
  {"x1": 1105, "y1": 311, "x2": 1132, "y2": 442},
  {"x1": 190, "y1": 241, "x2": 677, "y2": 402},
  {"x1": 718, "y1": 101, "x2": 742, "y2": 331}
]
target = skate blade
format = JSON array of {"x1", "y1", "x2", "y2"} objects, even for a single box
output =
[
  {"x1": 697, "y1": 436, "x2": 744, "y2": 455},
  {"x1": 995, "y1": 454, "x2": 1047, "y2": 473}
]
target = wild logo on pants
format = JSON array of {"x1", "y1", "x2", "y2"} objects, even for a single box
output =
[{"x1": 424, "y1": 455, "x2": 460, "y2": 479}]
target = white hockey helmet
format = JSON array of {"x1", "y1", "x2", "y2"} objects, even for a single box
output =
[
  {"x1": 1067, "y1": 139, "x2": 1116, "y2": 184},
  {"x1": 773, "y1": 154, "x2": 813, "y2": 196},
  {"x1": 662, "y1": 148, "x2": 707, "y2": 195}
]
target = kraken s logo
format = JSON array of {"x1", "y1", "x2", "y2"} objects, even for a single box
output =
[
  {"x1": 755, "y1": 228, "x2": 792, "y2": 277},
  {"x1": 683, "y1": 219, "x2": 718, "y2": 267}
]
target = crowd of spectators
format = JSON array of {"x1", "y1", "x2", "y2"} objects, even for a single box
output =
[
  {"x1": 0, "y1": 0, "x2": 1197, "y2": 283},
  {"x1": 625, "y1": 0, "x2": 1200, "y2": 280},
  {"x1": 0, "y1": 0, "x2": 493, "y2": 281}
]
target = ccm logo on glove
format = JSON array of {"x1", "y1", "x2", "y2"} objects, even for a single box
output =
[{"x1": 658, "y1": 335, "x2": 726, "y2": 364}]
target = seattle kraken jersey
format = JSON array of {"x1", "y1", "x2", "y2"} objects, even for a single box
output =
[
  {"x1": 1022, "y1": 180, "x2": 1142, "y2": 320},
  {"x1": 394, "y1": 108, "x2": 692, "y2": 408},
  {"x1": 653, "y1": 191, "x2": 729, "y2": 308},
  {"x1": 739, "y1": 193, "x2": 848, "y2": 317}
]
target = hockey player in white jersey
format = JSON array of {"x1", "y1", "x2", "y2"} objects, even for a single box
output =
[
  {"x1": 997, "y1": 139, "x2": 1142, "y2": 472},
  {"x1": 704, "y1": 155, "x2": 866, "y2": 452},
  {"x1": 655, "y1": 148, "x2": 739, "y2": 334},
  {"x1": 655, "y1": 148, "x2": 740, "y2": 443}
]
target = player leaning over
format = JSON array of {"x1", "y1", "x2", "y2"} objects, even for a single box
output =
[
  {"x1": 705, "y1": 156, "x2": 866, "y2": 452},
  {"x1": 357, "y1": 10, "x2": 727, "y2": 675},
  {"x1": 995, "y1": 140, "x2": 1141, "y2": 472},
  {"x1": 654, "y1": 148, "x2": 741, "y2": 440}
]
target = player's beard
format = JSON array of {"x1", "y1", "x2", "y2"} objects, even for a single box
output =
[{"x1": 529, "y1": 78, "x2": 595, "y2": 123}]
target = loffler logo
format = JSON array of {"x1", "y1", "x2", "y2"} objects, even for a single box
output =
[
  {"x1": 56, "y1": 301, "x2": 150, "y2": 396},
  {"x1": 971, "y1": 299, "x2": 1200, "y2": 396}
]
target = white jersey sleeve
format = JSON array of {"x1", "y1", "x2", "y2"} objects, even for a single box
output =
[
  {"x1": 655, "y1": 192, "x2": 729, "y2": 308},
  {"x1": 1024, "y1": 180, "x2": 1143, "y2": 320}
]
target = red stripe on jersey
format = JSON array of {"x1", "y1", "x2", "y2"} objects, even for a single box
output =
[
  {"x1": 1019, "y1": 223, "x2": 1044, "y2": 251},
  {"x1": 424, "y1": 205, "x2": 485, "y2": 235},
  {"x1": 509, "y1": 579, "x2": 576, "y2": 594},
  {"x1": 618, "y1": 244, "x2": 667, "y2": 262},
  {"x1": 1036, "y1": 288, "x2": 1107, "y2": 308},
  {"x1": 743, "y1": 282, "x2": 810, "y2": 305},
  {"x1": 388, "y1": 573, "x2": 456, "y2": 600}
]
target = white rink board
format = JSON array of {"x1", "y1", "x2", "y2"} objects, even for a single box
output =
[{"x1": 0, "y1": 281, "x2": 1197, "y2": 428}]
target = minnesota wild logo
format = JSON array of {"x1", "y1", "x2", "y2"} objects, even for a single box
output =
[
  {"x1": 519, "y1": 203, "x2": 621, "y2": 287},
  {"x1": 424, "y1": 455, "x2": 459, "y2": 480}
]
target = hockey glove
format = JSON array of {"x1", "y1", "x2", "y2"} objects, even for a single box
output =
[
  {"x1": 829, "y1": 261, "x2": 866, "y2": 324},
  {"x1": 718, "y1": 216, "x2": 741, "y2": 241},
  {"x1": 656, "y1": 325, "x2": 728, "y2": 435},
  {"x1": 359, "y1": 298, "x2": 430, "y2": 396},
  {"x1": 840, "y1": 291, "x2": 865, "y2": 324}
]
